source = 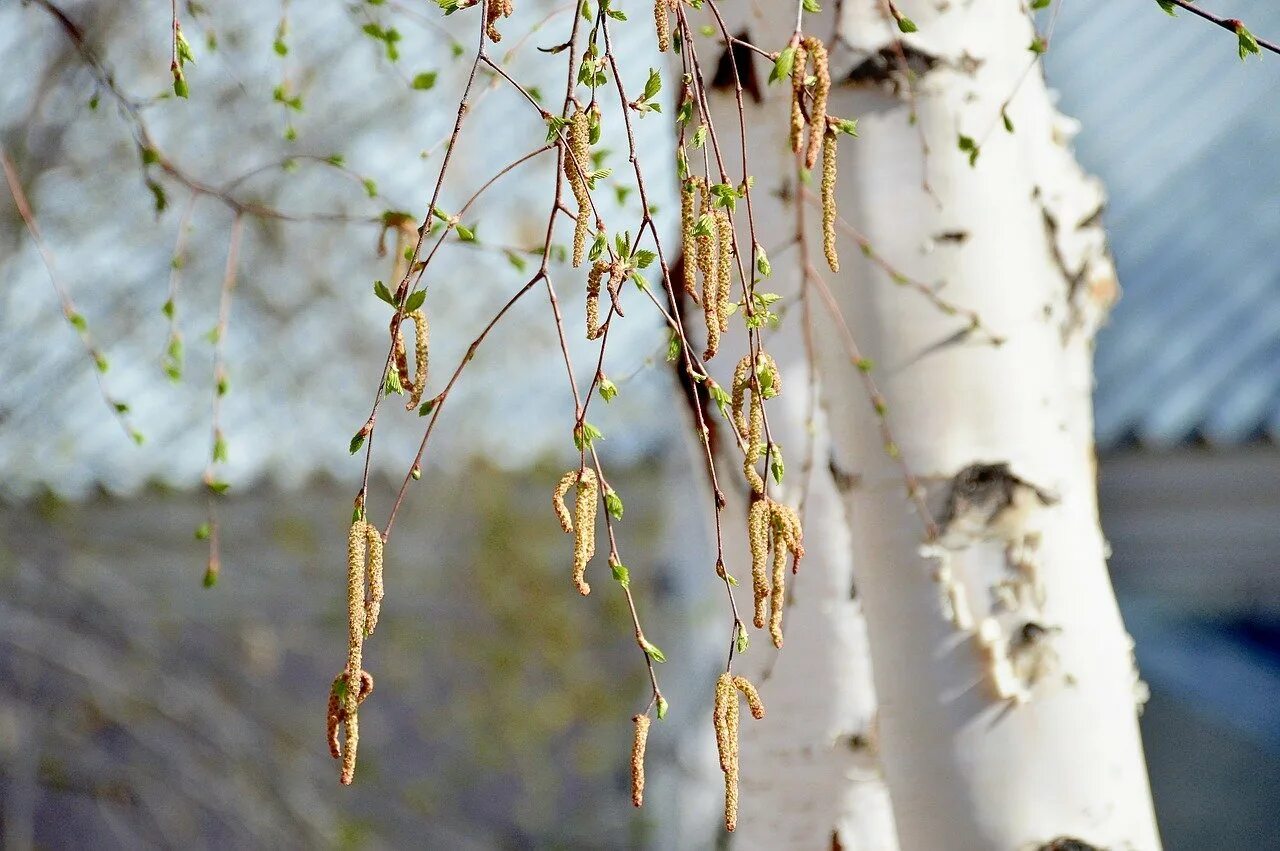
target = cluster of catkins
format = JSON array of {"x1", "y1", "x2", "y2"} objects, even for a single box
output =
[
  {"x1": 328, "y1": 517, "x2": 384, "y2": 784},
  {"x1": 391, "y1": 309, "x2": 429, "y2": 411},
  {"x1": 553, "y1": 467, "x2": 599, "y2": 595},
  {"x1": 714, "y1": 672, "x2": 766, "y2": 831},
  {"x1": 791, "y1": 36, "x2": 841, "y2": 274},
  {"x1": 679, "y1": 175, "x2": 734, "y2": 360},
  {"x1": 585, "y1": 260, "x2": 626, "y2": 339}
]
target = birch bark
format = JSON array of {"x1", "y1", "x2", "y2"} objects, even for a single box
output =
[{"x1": 704, "y1": 1, "x2": 1160, "y2": 848}]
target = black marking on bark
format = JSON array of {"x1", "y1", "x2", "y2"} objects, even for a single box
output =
[
  {"x1": 938, "y1": 462, "x2": 1055, "y2": 546},
  {"x1": 845, "y1": 42, "x2": 939, "y2": 92},
  {"x1": 1037, "y1": 839, "x2": 1104, "y2": 851},
  {"x1": 711, "y1": 30, "x2": 762, "y2": 104},
  {"x1": 1077, "y1": 203, "x2": 1106, "y2": 231},
  {"x1": 828, "y1": 454, "x2": 861, "y2": 494},
  {"x1": 1041, "y1": 207, "x2": 1088, "y2": 301},
  {"x1": 933, "y1": 230, "x2": 970, "y2": 244}
]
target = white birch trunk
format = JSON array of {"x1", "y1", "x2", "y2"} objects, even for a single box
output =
[{"x1": 707, "y1": 1, "x2": 1161, "y2": 848}]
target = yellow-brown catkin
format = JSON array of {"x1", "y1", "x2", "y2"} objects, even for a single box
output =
[
  {"x1": 713, "y1": 672, "x2": 764, "y2": 831},
  {"x1": 743, "y1": 396, "x2": 764, "y2": 495},
  {"x1": 769, "y1": 530, "x2": 786, "y2": 647},
  {"x1": 712, "y1": 673, "x2": 736, "y2": 774},
  {"x1": 680, "y1": 178, "x2": 699, "y2": 304},
  {"x1": 821, "y1": 128, "x2": 840, "y2": 274},
  {"x1": 572, "y1": 467, "x2": 599, "y2": 595},
  {"x1": 790, "y1": 42, "x2": 807, "y2": 155},
  {"x1": 329, "y1": 669, "x2": 374, "y2": 784},
  {"x1": 732, "y1": 675, "x2": 766, "y2": 720},
  {"x1": 552, "y1": 469, "x2": 579, "y2": 533},
  {"x1": 342, "y1": 517, "x2": 370, "y2": 785},
  {"x1": 346, "y1": 521, "x2": 370, "y2": 668},
  {"x1": 586, "y1": 261, "x2": 607, "y2": 340},
  {"x1": 695, "y1": 181, "x2": 720, "y2": 359},
  {"x1": 803, "y1": 37, "x2": 830, "y2": 170},
  {"x1": 566, "y1": 107, "x2": 592, "y2": 267},
  {"x1": 715, "y1": 209, "x2": 732, "y2": 333},
  {"x1": 405, "y1": 310, "x2": 429, "y2": 411},
  {"x1": 359, "y1": 522, "x2": 385, "y2": 637},
  {"x1": 653, "y1": 0, "x2": 670, "y2": 53},
  {"x1": 631, "y1": 714, "x2": 650, "y2": 807},
  {"x1": 730, "y1": 354, "x2": 753, "y2": 437},
  {"x1": 485, "y1": 0, "x2": 512, "y2": 42},
  {"x1": 748, "y1": 497, "x2": 770, "y2": 629},
  {"x1": 772, "y1": 500, "x2": 806, "y2": 570}
]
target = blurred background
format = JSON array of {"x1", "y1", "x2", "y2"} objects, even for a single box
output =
[{"x1": 2, "y1": 1, "x2": 1278, "y2": 848}]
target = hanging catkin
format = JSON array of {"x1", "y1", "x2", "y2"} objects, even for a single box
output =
[
  {"x1": 748, "y1": 497, "x2": 770, "y2": 629},
  {"x1": 693, "y1": 178, "x2": 721, "y2": 359},
  {"x1": 803, "y1": 38, "x2": 830, "y2": 170},
  {"x1": 392, "y1": 309, "x2": 429, "y2": 411},
  {"x1": 631, "y1": 713, "x2": 650, "y2": 807},
  {"x1": 336, "y1": 518, "x2": 382, "y2": 784},
  {"x1": 790, "y1": 41, "x2": 807, "y2": 155},
  {"x1": 653, "y1": 0, "x2": 670, "y2": 53},
  {"x1": 713, "y1": 672, "x2": 765, "y2": 831},
  {"x1": 680, "y1": 177, "x2": 700, "y2": 304},
  {"x1": 586, "y1": 261, "x2": 607, "y2": 340},
  {"x1": 565, "y1": 106, "x2": 592, "y2": 267},
  {"x1": 553, "y1": 468, "x2": 598, "y2": 595},
  {"x1": 821, "y1": 127, "x2": 840, "y2": 273},
  {"x1": 715, "y1": 209, "x2": 733, "y2": 333},
  {"x1": 485, "y1": 0, "x2": 512, "y2": 42}
]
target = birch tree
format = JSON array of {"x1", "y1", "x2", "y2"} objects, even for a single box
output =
[
  {"x1": 8, "y1": 0, "x2": 1276, "y2": 847},
  {"x1": 707, "y1": 0, "x2": 1204, "y2": 847}
]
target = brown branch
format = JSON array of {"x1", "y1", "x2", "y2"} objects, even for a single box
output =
[
  {"x1": 1160, "y1": 0, "x2": 1280, "y2": 56},
  {"x1": 1, "y1": 146, "x2": 140, "y2": 443}
]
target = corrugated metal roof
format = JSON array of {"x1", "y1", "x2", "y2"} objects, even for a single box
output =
[{"x1": 1046, "y1": 2, "x2": 1280, "y2": 448}]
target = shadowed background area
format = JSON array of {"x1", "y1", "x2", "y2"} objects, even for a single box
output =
[{"x1": 2, "y1": 0, "x2": 1280, "y2": 848}]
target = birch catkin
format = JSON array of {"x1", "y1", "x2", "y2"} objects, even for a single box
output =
[
  {"x1": 653, "y1": 0, "x2": 670, "y2": 53},
  {"x1": 803, "y1": 37, "x2": 830, "y2": 170},
  {"x1": 713, "y1": 672, "x2": 765, "y2": 831},
  {"x1": 404, "y1": 310, "x2": 429, "y2": 411},
  {"x1": 485, "y1": 0, "x2": 512, "y2": 42},
  {"x1": 358, "y1": 521, "x2": 385, "y2": 636},
  {"x1": 790, "y1": 42, "x2": 807, "y2": 155},
  {"x1": 553, "y1": 468, "x2": 599, "y2": 595},
  {"x1": 586, "y1": 261, "x2": 607, "y2": 340},
  {"x1": 680, "y1": 177, "x2": 700, "y2": 304},
  {"x1": 695, "y1": 180, "x2": 721, "y2": 359},
  {"x1": 770, "y1": 531, "x2": 787, "y2": 647},
  {"x1": 821, "y1": 127, "x2": 840, "y2": 273},
  {"x1": 552, "y1": 469, "x2": 579, "y2": 532},
  {"x1": 631, "y1": 714, "x2": 650, "y2": 807},
  {"x1": 715, "y1": 209, "x2": 733, "y2": 333},
  {"x1": 566, "y1": 106, "x2": 592, "y2": 267},
  {"x1": 572, "y1": 468, "x2": 598, "y2": 594},
  {"x1": 337, "y1": 518, "x2": 383, "y2": 784},
  {"x1": 748, "y1": 497, "x2": 770, "y2": 629}
]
